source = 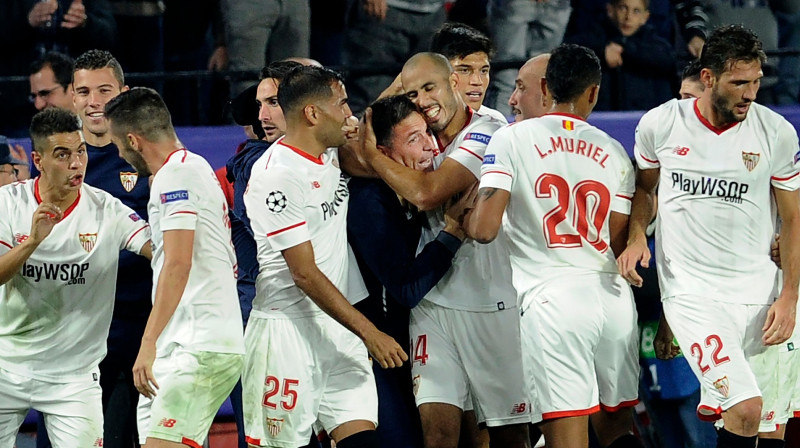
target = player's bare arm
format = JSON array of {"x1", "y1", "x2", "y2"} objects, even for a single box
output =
[
  {"x1": 763, "y1": 187, "x2": 800, "y2": 345},
  {"x1": 0, "y1": 203, "x2": 62, "y2": 286},
  {"x1": 139, "y1": 240, "x2": 153, "y2": 261},
  {"x1": 617, "y1": 167, "x2": 659, "y2": 287},
  {"x1": 358, "y1": 107, "x2": 476, "y2": 210},
  {"x1": 134, "y1": 229, "x2": 194, "y2": 398},
  {"x1": 282, "y1": 241, "x2": 408, "y2": 368},
  {"x1": 465, "y1": 186, "x2": 509, "y2": 244},
  {"x1": 608, "y1": 211, "x2": 630, "y2": 259}
]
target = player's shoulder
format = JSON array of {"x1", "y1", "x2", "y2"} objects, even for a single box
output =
[
  {"x1": 748, "y1": 102, "x2": 795, "y2": 134},
  {"x1": 81, "y1": 183, "x2": 134, "y2": 211},
  {"x1": 640, "y1": 98, "x2": 684, "y2": 124},
  {"x1": 477, "y1": 105, "x2": 509, "y2": 125}
]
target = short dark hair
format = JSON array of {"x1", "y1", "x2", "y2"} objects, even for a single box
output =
[
  {"x1": 699, "y1": 25, "x2": 766, "y2": 76},
  {"x1": 73, "y1": 49, "x2": 125, "y2": 87},
  {"x1": 681, "y1": 58, "x2": 703, "y2": 82},
  {"x1": 277, "y1": 66, "x2": 345, "y2": 116},
  {"x1": 430, "y1": 22, "x2": 494, "y2": 60},
  {"x1": 260, "y1": 60, "x2": 303, "y2": 82},
  {"x1": 370, "y1": 95, "x2": 421, "y2": 148},
  {"x1": 546, "y1": 44, "x2": 602, "y2": 104},
  {"x1": 104, "y1": 87, "x2": 175, "y2": 142},
  {"x1": 30, "y1": 108, "x2": 81, "y2": 153},
  {"x1": 30, "y1": 52, "x2": 74, "y2": 89},
  {"x1": 609, "y1": 0, "x2": 650, "y2": 9}
]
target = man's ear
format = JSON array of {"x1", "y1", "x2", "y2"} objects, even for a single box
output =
[
  {"x1": 376, "y1": 144, "x2": 392, "y2": 158},
  {"x1": 540, "y1": 77, "x2": 548, "y2": 98},
  {"x1": 700, "y1": 68, "x2": 715, "y2": 89},
  {"x1": 587, "y1": 84, "x2": 600, "y2": 106},
  {"x1": 121, "y1": 85, "x2": 130, "y2": 93},
  {"x1": 31, "y1": 150, "x2": 42, "y2": 172},
  {"x1": 126, "y1": 132, "x2": 143, "y2": 152},
  {"x1": 303, "y1": 104, "x2": 319, "y2": 125},
  {"x1": 450, "y1": 72, "x2": 459, "y2": 91}
]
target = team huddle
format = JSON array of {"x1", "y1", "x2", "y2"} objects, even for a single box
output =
[{"x1": 0, "y1": 23, "x2": 799, "y2": 448}]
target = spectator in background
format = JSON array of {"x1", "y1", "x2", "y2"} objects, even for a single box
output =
[
  {"x1": 29, "y1": 51, "x2": 75, "y2": 112},
  {"x1": 342, "y1": 0, "x2": 446, "y2": 114},
  {"x1": 221, "y1": 0, "x2": 310, "y2": 96},
  {"x1": 507, "y1": 53, "x2": 551, "y2": 122},
  {"x1": 0, "y1": 138, "x2": 30, "y2": 186},
  {"x1": 430, "y1": 22, "x2": 508, "y2": 124},
  {"x1": 107, "y1": 0, "x2": 163, "y2": 92},
  {"x1": 485, "y1": 0, "x2": 571, "y2": 115},
  {"x1": 679, "y1": 58, "x2": 705, "y2": 99},
  {"x1": 567, "y1": 0, "x2": 676, "y2": 110},
  {"x1": 772, "y1": 0, "x2": 800, "y2": 104}
]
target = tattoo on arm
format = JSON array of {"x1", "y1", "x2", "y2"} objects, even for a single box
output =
[{"x1": 478, "y1": 188, "x2": 498, "y2": 200}]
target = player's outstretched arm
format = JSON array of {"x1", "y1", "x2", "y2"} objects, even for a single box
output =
[
  {"x1": 617, "y1": 168, "x2": 659, "y2": 287},
  {"x1": 133, "y1": 229, "x2": 194, "y2": 398},
  {"x1": 358, "y1": 108, "x2": 476, "y2": 211},
  {"x1": 763, "y1": 187, "x2": 800, "y2": 345},
  {"x1": 465, "y1": 185, "x2": 508, "y2": 244},
  {"x1": 282, "y1": 241, "x2": 408, "y2": 369},
  {"x1": 0, "y1": 203, "x2": 62, "y2": 286}
]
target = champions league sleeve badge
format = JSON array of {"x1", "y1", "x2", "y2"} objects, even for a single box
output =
[
  {"x1": 266, "y1": 191, "x2": 287, "y2": 213},
  {"x1": 120, "y1": 172, "x2": 139, "y2": 192}
]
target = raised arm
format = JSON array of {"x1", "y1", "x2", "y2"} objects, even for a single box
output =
[{"x1": 0, "y1": 203, "x2": 62, "y2": 286}]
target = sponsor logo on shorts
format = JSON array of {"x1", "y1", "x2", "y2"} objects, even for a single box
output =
[
  {"x1": 160, "y1": 190, "x2": 189, "y2": 204},
  {"x1": 93, "y1": 437, "x2": 103, "y2": 447},
  {"x1": 742, "y1": 152, "x2": 760, "y2": 172},
  {"x1": 465, "y1": 132, "x2": 492, "y2": 145},
  {"x1": 266, "y1": 417, "x2": 284, "y2": 437},
  {"x1": 14, "y1": 233, "x2": 28, "y2": 244},
  {"x1": 79, "y1": 233, "x2": 97, "y2": 252},
  {"x1": 483, "y1": 154, "x2": 495, "y2": 165},
  {"x1": 158, "y1": 418, "x2": 177, "y2": 428},
  {"x1": 713, "y1": 376, "x2": 730, "y2": 398},
  {"x1": 762, "y1": 410, "x2": 775, "y2": 422},
  {"x1": 511, "y1": 402, "x2": 528, "y2": 415},
  {"x1": 120, "y1": 171, "x2": 138, "y2": 192},
  {"x1": 412, "y1": 375, "x2": 421, "y2": 396}
]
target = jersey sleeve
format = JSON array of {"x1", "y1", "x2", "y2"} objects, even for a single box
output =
[
  {"x1": 152, "y1": 164, "x2": 200, "y2": 232},
  {"x1": 448, "y1": 119, "x2": 503, "y2": 178},
  {"x1": 479, "y1": 125, "x2": 514, "y2": 192},
  {"x1": 633, "y1": 108, "x2": 661, "y2": 170},
  {"x1": 108, "y1": 195, "x2": 151, "y2": 254},
  {"x1": 245, "y1": 167, "x2": 310, "y2": 251},
  {"x1": 611, "y1": 146, "x2": 635, "y2": 215},
  {"x1": 770, "y1": 119, "x2": 800, "y2": 191}
]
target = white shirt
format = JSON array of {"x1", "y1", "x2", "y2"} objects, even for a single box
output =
[
  {"x1": 481, "y1": 113, "x2": 635, "y2": 298},
  {"x1": 635, "y1": 99, "x2": 800, "y2": 304},
  {"x1": 423, "y1": 108, "x2": 519, "y2": 311},
  {"x1": 149, "y1": 149, "x2": 244, "y2": 356},
  {"x1": 478, "y1": 104, "x2": 509, "y2": 125},
  {"x1": 0, "y1": 179, "x2": 150, "y2": 380},
  {"x1": 245, "y1": 141, "x2": 354, "y2": 318}
]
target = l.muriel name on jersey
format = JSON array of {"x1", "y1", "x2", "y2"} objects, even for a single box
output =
[
  {"x1": 320, "y1": 174, "x2": 349, "y2": 220},
  {"x1": 671, "y1": 172, "x2": 749, "y2": 204},
  {"x1": 536, "y1": 137, "x2": 609, "y2": 167},
  {"x1": 21, "y1": 262, "x2": 89, "y2": 285}
]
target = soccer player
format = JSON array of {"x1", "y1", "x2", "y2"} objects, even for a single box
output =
[
  {"x1": 680, "y1": 58, "x2": 705, "y2": 99},
  {"x1": 618, "y1": 25, "x2": 800, "y2": 448},
  {"x1": 242, "y1": 65, "x2": 407, "y2": 448},
  {"x1": 508, "y1": 54, "x2": 551, "y2": 122},
  {"x1": 0, "y1": 108, "x2": 151, "y2": 447},
  {"x1": 358, "y1": 52, "x2": 530, "y2": 448},
  {"x1": 72, "y1": 49, "x2": 153, "y2": 448},
  {"x1": 430, "y1": 22, "x2": 508, "y2": 124},
  {"x1": 104, "y1": 88, "x2": 245, "y2": 448},
  {"x1": 467, "y1": 43, "x2": 641, "y2": 448}
]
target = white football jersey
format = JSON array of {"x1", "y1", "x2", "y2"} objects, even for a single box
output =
[
  {"x1": 149, "y1": 149, "x2": 244, "y2": 356},
  {"x1": 635, "y1": 99, "x2": 800, "y2": 304},
  {"x1": 0, "y1": 179, "x2": 150, "y2": 380},
  {"x1": 480, "y1": 113, "x2": 635, "y2": 298},
  {"x1": 478, "y1": 104, "x2": 509, "y2": 126},
  {"x1": 423, "y1": 108, "x2": 519, "y2": 312},
  {"x1": 244, "y1": 141, "x2": 352, "y2": 317}
]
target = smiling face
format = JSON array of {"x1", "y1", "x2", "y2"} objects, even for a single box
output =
[
  {"x1": 73, "y1": 67, "x2": 125, "y2": 140},
  {"x1": 33, "y1": 131, "x2": 87, "y2": 195},
  {"x1": 402, "y1": 58, "x2": 460, "y2": 133},
  {"x1": 451, "y1": 52, "x2": 491, "y2": 111},
  {"x1": 381, "y1": 111, "x2": 435, "y2": 172},
  {"x1": 256, "y1": 77, "x2": 287, "y2": 143},
  {"x1": 29, "y1": 66, "x2": 73, "y2": 112},
  {"x1": 707, "y1": 59, "x2": 762, "y2": 126}
]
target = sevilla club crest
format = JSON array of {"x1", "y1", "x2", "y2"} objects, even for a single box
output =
[
  {"x1": 120, "y1": 172, "x2": 138, "y2": 192},
  {"x1": 79, "y1": 233, "x2": 98, "y2": 253},
  {"x1": 266, "y1": 417, "x2": 284, "y2": 437},
  {"x1": 713, "y1": 376, "x2": 730, "y2": 398},
  {"x1": 741, "y1": 152, "x2": 760, "y2": 172}
]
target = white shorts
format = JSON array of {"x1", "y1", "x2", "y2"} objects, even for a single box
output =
[
  {"x1": 663, "y1": 295, "x2": 769, "y2": 421},
  {"x1": 242, "y1": 313, "x2": 378, "y2": 448},
  {"x1": 409, "y1": 300, "x2": 531, "y2": 426},
  {"x1": 520, "y1": 273, "x2": 639, "y2": 421},
  {"x1": 0, "y1": 366, "x2": 103, "y2": 448},
  {"x1": 747, "y1": 343, "x2": 799, "y2": 432},
  {"x1": 136, "y1": 349, "x2": 243, "y2": 447}
]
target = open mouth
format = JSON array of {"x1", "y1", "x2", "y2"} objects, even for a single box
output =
[
  {"x1": 465, "y1": 91, "x2": 483, "y2": 102},
  {"x1": 87, "y1": 111, "x2": 104, "y2": 120},
  {"x1": 422, "y1": 105, "x2": 441, "y2": 123},
  {"x1": 69, "y1": 174, "x2": 83, "y2": 187}
]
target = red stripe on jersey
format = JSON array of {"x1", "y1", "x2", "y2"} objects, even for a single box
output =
[
  {"x1": 278, "y1": 141, "x2": 323, "y2": 165},
  {"x1": 541, "y1": 405, "x2": 600, "y2": 420},
  {"x1": 600, "y1": 399, "x2": 638, "y2": 413},
  {"x1": 34, "y1": 177, "x2": 82, "y2": 219},
  {"x1": 484, "y1": 170, "x2": 512, "y2": 177},
  {"x1": 772, "y1": 172, "x2": 800, "y2": 182},
  {"x1": 181, "y1": 437, "x2": 202, "y2": 448},
  {"x1": 169, "y1": 211, "x2": 198, "y2": 216},
  {"x1": 125, "y1": 225, "x2": 150, "y2": 248},
  {"x1": 457, "y1": 146, "x2": 484, "y2": 161},
  {"x1": 164, "y1": 148, "x2": 188, "y2": 166},
  {"x1": 0, "y1": 241, "x2": 12, "y2": 249},
  {"x1": 693, "y1": 99, "x2": 738, "y2": 135},
  {"x1": 794, "y1": 410, "x2": 800, "y2": 418},
  {"x1": 245, "y1": 436, "x2": 262, "y2": 446},
  {"x1": 639, "y1": 154, "x2": 659, "y2": 164},
  {"x1": 267, "y1": 221, "x2": 306, "y2": 237},
  {"x1": 615, "y1": 194, "x2": 633, "y2": 201}
]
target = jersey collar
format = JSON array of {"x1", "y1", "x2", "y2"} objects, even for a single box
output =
[
  {"x1": 435, "y1": 106, "x2": 474, "y2": 153},
  {"x1": 277, "y1": 141, "x2": 324, "y2": 165},
  {"x1": 34, "y1": 177, "x2": 82, "y2": 220},
  {"x1": 693, "y1": 99, "x2": 739, "y2": 135},
  {"x1": 163, "y1": 148, "x2": 188, "y2": 166},
  {"x1": 544, "y1": 112, "x2": 586, "y2": 122}
]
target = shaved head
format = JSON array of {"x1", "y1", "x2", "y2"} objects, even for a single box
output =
[
  {"x1": 403, "y1": 52, "x2": 453, "y2": 80},
  {"x1": 509, "y1": 53, "x2": 551, "y2": 121}
]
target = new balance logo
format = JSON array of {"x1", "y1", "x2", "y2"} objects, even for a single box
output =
[
  {"x1": 673, "y1": 146, "x2": 690, "y2": 156},
  {"x1": 158, "y1": 418, "x2": 177, "y2": 428},
  {"x1": 511, "y1": 402, "x2": 528, "y2": 415},
  {"x1": 93, "y1": 438, "x2": 103, "y2": 447}
]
